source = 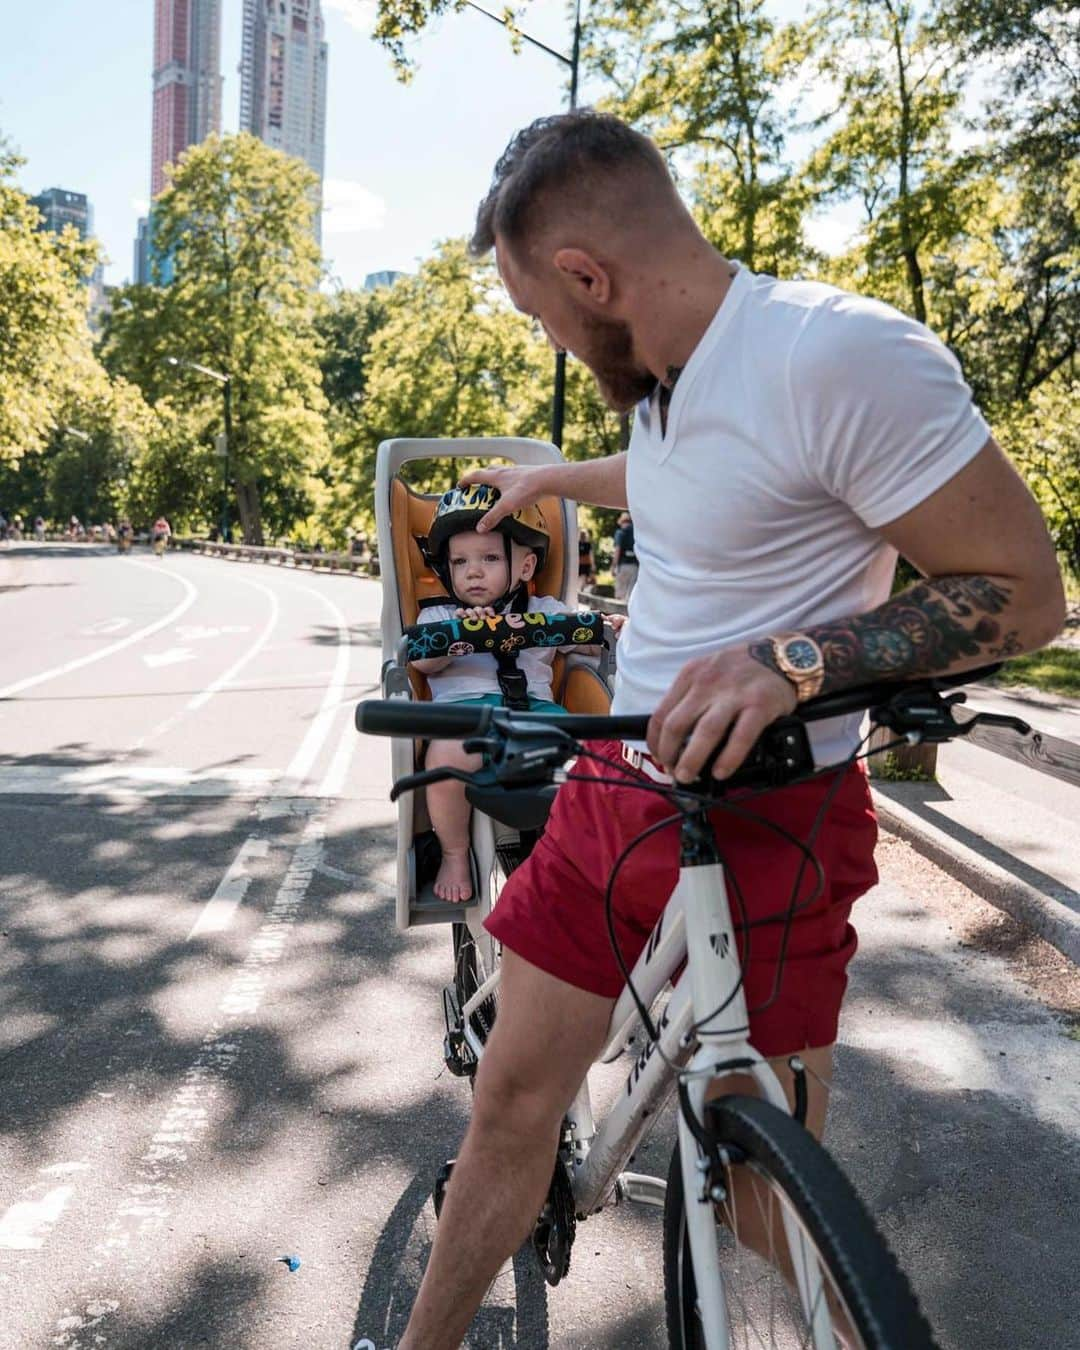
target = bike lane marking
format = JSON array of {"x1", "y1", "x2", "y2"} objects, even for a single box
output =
[
  {"x1": 0, "y1": 562, "x2": 198, "y2": 700},
  {"x1": 186, "y1": 837, "x2": 271, "y2": 939},
  {"x1": 50, "y1": 814, "x2": 326, "y2": 1348},
  {"x1": 123, "y1": 572, "x2": 283, "y2": 755},
  {"x1": 0, "y1": 1183, "x2": 77, "y2": 1251},
  {"x1": 275, "y1": 579, "x2": 353, "y2": 796}
]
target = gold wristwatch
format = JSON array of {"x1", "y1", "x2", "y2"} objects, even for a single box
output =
[{"x1": 769, "y1": 633, "x2": 826, "y2": 702}]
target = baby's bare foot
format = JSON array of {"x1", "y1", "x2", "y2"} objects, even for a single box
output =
[{"x1": 434, "y1": 848, "x2": 473, "y2": 902}]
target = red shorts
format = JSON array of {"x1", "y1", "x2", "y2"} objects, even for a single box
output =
[{"x1": 484, "y1": 740, "x2": 879, "y2": 1057}]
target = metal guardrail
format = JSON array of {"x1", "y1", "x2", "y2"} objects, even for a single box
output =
[
  {"x1": 578, "y1": 590, "x2": 627, "y2": 616},
  {"x1": 172, "y1": 536, "x2": 380, "y2": 577}
]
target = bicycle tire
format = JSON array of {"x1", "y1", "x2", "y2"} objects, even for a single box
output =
[{"x1": 663, "y1": 1094, "x2": 938, "y2": 1350}]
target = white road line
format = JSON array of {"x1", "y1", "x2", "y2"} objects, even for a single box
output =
[
  {"x1": 52, "y1": 818, "x2": 325, "y2": 1346},
  {"x1": 185, "y1": 577, "x2": 280, "y2": 712},
  {"x1": 318, "y1": 698, "x2": 361, "y2": 798},
  {"x1": 187, "y1": 837, "x2": 270, "y2": 939},
  {"x1": 0, "y1": 562, "x2": 198, "y2": 699},
  {"x1": 0, "y1": 1185, "x2": 75, "y2": 1250},
  {"x1": 124, "y1": 575, "x2": 282, "y2": 754},
  {"x1": 277, "y1": 581, "x2": 352, "y2": 795},
  {"x1": 0, "y1": 765, "x2": 274, "y2": 797}
]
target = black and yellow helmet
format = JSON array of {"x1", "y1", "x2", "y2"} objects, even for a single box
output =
[{"x1": 426, "y1": 483, "x2": 549, "y2": 570}]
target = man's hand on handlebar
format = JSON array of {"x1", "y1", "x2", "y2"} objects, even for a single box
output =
[{"x1": 650, "y1": 645, "x2": 798, "y2": 784}]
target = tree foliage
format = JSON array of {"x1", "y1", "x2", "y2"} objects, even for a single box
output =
[
  {"x1": 583, "y1": 0, "x2": 813, "y2": 273},
  {"x1": 0, "y1": 144, "x2": 107, "y2": 464},
  {"x1": 319, "y1": 241, "x2": 621, "y2": 531},
  {"x1": 4, "y1": 7, "x2": 1077, "y2": 569},
  {"x1": 100, "y1": 133, "x2": 329, "y2": 543}
]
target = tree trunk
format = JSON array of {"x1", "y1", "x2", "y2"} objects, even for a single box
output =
[
  {"x1": 235, "y1": 479, "x2": 264, "y2": 546},
  {"x1": 867, "y1": 724, "x2": 937, "y2": 780}
]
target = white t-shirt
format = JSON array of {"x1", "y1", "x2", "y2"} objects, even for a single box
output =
[
  {"x1": 613, "y1": 264, "x2": 992, "y2": 764},
  {"x1": 418, "y1": 594, "x2": 568, "y2": 704}
]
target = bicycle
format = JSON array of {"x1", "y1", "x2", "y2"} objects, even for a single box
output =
[{"x1": 358, "y1": 647, "x2": 1031, "y2": 1349}]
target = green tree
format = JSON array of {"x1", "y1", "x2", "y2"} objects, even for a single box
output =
[
  {"x1": 0, "y1": 142, "x2": 104, "y2": 465},
  {"x1": 103, "y1": 133, "x2": 330, "y2": 543},
  {"x1": 322, "y1": 242, "x2": 621, "y2": 526},
  {"x1": 583, "y1": 0, "x2": 813, "y2": 273},
  {"x1": 1000, "y1": 373, "x2": 1080, "y2": 578},
  {"x1": 799, "y1": 0, "x2": 972, "y2": 323}
]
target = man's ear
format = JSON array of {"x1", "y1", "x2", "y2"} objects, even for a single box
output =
[{"x1": 552, "y1": 248, "x2": 611, "y2": 306}]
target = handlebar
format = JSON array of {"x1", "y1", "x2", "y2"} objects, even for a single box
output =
[
  {"x1": 357, "y1": 662, "x2": 1012, "y2": 745},
  {"x1": 403, "y1": 609, "x2": 605, "y2": 663}
]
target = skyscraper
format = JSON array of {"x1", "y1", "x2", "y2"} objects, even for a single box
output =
[
  {"x1": 151, "y1": 0, "x2": 223, "y2": 198},
  {"x1": 136, "y1": 0, "x2": 223, "y2": 283},
  {"x1": 31, "y1": 187, "x2": 92, "y2": 240},
  {"x1": 239, "y1": 0, "x2": 328, "y2": 242},
  {"x1": 32, "y1": 189, "x2": 107, "y2": 319}
]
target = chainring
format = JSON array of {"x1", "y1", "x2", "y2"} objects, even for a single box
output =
[{"x1": 531, "y1": 1160, "x2": 576, "y2": 1286}]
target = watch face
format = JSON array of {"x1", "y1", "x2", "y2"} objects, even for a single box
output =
[{"x1": 784, "y1": 638, "x2": 820, "y2": 671}]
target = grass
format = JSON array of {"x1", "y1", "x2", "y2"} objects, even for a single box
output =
[
  {"x1": 991, "y1": 646, "x2": 1080, "y2": 699},
  {"x1": 871, "y1": 755, "x2": 937, "y2": 783}
]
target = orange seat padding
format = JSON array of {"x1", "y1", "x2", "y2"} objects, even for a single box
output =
[{"x1": 389, "y1": 476, "x2": 606, "y2": 713}]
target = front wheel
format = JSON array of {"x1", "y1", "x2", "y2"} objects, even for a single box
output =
[{"x1": 664, "y1": 1095, "x2": 937, "y2": 1349}]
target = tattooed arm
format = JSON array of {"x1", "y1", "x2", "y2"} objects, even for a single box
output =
[
  {"x1": 652, "y1": 438, "x2": 1065, "y2": 781},
  {"x1": 750, "y1": 575, "x2": 1024, "y2": 696},
  {"x1": 750, "y1": 438, "x2": 1066, "y2": 698},
  {"x1": 754, "y1": 439, "x2": 1066, "y2": 696}
]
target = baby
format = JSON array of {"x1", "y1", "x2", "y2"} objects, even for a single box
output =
[{"x1": 411, "y1": 483, "x2": 581, "y2": 902}]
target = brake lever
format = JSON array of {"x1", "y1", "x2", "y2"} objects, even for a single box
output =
[
  {"x1": 389, "y1": 766, "x2": 473, "y2": 803},
  {"x1": 960, "y1": 710, "x2": 1032, "y2": 737}
]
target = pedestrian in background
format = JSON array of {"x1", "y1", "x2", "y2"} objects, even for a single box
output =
[
  {"x1": 613, "y1": 510, "x2": 638, "y2": 600},
  {"x1": 577, "y1": 526, "x2": 595, "y2": 593}
]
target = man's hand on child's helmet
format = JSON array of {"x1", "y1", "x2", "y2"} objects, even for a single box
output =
[{"x1": 458, "y1": 466, "x2": 545, "y2": 533}]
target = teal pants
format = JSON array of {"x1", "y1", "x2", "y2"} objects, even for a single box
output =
[{"x1": 447, "y1": 693, "x2": 567, "y2": 715}]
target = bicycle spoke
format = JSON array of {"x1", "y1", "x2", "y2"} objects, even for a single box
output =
[{"x1": 702, "y1": 1159, "x2": 858, "y2": 1350}]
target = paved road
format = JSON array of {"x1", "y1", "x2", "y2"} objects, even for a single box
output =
[{"x1": 1, "y1": 544, "x2": 1077, "y2": 1349}]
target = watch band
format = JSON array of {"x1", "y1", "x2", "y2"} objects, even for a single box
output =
[{"x1": 770, "y1": 632, "x2": 826, "y2": 702}]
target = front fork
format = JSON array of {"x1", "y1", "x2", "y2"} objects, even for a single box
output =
[{"x1": 674, "y1": 808, "x2": 827, "y2": 1349}]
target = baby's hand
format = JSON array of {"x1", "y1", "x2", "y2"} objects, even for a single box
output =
[
  {"x1": 454, "y1": 606, "x2": 497, "y2": 620},
  {"x1": 604, "y1": 613, "x2": 628, "y2": 637}
]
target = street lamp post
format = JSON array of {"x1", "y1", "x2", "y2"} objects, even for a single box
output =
[
  {"x1": 464, "y1": 0, "x2": 582, "y2": 448},
  {"x1": 165, "y1": 356, "x2": 232, "y2": 541},
  {"x1": 61, "y1": 425, "x2": 92, "y2": 528}
]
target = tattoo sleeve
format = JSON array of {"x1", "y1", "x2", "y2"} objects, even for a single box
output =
[{"x1": 751, "y1": 575, "x2": 1023, "y2": 694}]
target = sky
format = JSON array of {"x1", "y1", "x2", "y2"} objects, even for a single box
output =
[{"x1": 0, "y1": 0, "x2": 862, "y2": 291}]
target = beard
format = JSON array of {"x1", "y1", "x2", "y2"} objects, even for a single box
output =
[{"x1": 574, "y1": 310, "x2": 656, "y2": 412}]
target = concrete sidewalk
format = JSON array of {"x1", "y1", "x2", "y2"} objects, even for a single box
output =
[{"x1": 873, "y1": 682, "x2": 1080, "y2": 965}]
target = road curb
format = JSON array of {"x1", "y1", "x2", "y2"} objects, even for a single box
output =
[{"x1": 872, "y1": 789, "x2": 1080, "y2": 967}]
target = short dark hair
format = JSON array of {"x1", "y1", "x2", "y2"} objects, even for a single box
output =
[{"x1": 470, "y1": 109, "x2": 672, "y2": 258}]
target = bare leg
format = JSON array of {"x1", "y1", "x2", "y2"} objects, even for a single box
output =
[
  {"x1": 425, "y1": 740, "x2": 482, "y2": 901},
  {"x1": 398, "y1": 951, "x2": 614, "y2": 1350}
]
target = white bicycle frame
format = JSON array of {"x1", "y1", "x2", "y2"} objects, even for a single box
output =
[{"x1": 460, "y1": 829, "x2": 839, "y2": 1350}]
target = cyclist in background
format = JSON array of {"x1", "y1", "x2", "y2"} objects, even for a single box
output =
[
  {"x1": 152, "y1": 516, "x2": 171, "y2": 555},
  {"x1": 395, "y1": 112, "x2": 1066, "y2": 1350}
]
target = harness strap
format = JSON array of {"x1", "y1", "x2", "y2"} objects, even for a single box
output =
[{"x1": 495, "y1": 653, "x2": 532, "y2": 711}]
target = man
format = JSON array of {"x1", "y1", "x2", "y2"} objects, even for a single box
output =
[
  {"x1": 612, "y1": 509, "x2": 638, "y2": 600},
  {"x1": 397, "y1": 111, "x2": 1065, "y2": 1349}
]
